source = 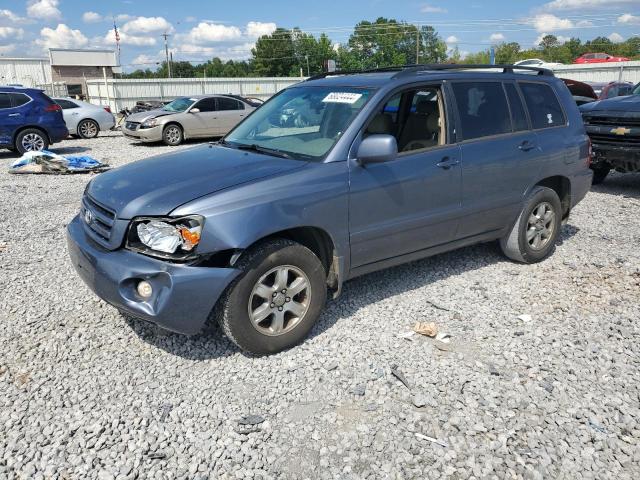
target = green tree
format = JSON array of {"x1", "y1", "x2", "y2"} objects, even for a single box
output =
[
  {"x1": 494, "y1": 42, "x2": 521, "y2": 64},
  {"x1": 251, "y1": 28, "x2": 297, "y2": 76},
  {"x1": 420, "y1": 26, "x2": 447, "y2": 63}
]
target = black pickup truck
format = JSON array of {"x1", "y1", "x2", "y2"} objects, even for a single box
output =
[{"x1": 580, "y1": 83, "x2": 640, "y2": 184}]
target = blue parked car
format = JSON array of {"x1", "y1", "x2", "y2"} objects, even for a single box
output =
[
  {"x1": 67, "y1": 65, "x2": 592, "y2": 354},
  {"x1": 0, "y1": 86, "x2": 68, "y2": 153}
]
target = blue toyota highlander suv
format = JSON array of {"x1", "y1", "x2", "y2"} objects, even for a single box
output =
[
  {"x1": 67, "y1": 65, "x2": 593, "y2": 354},
  {"x1": 0, "y1": 86, "x2": 68, "y2": 153}
]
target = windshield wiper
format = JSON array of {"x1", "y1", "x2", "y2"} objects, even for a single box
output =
[{"x1": 226, "y1": 142, "x2": 293, "y2": 159}]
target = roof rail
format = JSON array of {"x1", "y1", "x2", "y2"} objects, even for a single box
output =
[{"x1": 305, "y1": 63, "x2": 554, "y2": 82}]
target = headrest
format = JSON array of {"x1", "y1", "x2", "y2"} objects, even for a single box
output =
[
  {"x1": 367, "y1": 113, "x2": 393, "y2": 134},
  {"x1": 416, "y1": 100, "x2": 437, "y2": 115}
]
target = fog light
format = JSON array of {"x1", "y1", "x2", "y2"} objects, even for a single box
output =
[{"x1": 137, "y1": 280, "x2": 153, "y2": 299}]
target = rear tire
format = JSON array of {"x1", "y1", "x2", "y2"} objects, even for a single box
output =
[
  {"x1": 15, "y1": 128, "x2": 49, "y2": 154},
  {"x1": 590, "y1": 164, "x2": 610, "y2": 185},
  {"x1": 162, "y1": 124, "x2": 183, "y2": 146},
  {"x1": 500, "y1": 186, "x2": 562, "y2": 264},
  {"x1": 215, "y1": 238, "x2": 327, "y2": 355},
  {"x1": 77, "y1": 119, "x2": 99, "y2": 139}
]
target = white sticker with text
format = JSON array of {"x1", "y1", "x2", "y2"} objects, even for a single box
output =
[{"x1": 322, "y1": 92, "x2": 363, "y2": 104}]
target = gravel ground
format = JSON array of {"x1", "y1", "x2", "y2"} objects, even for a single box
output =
[{"x1": 1, "y1": 131, "x2": 639, "y2": 480}]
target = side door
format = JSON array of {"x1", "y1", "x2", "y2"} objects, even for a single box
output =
[
  {"x1": 184, "y1": 97, "x2": 218, "y2": 137},
  {"x1": 216, "y1": 97, "x2": 247, "y2": 134},
  {"x1": 452, "y1": 80, "x2": 545, "y2": 238},
  {"x1": 56, "y1": 98, "x2": 81, "y2": 132},
  {"x1": 348, "y1": 84, "x2": 462, "y2": 269}
]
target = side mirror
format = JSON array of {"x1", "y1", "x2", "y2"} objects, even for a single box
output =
[
  {"x1": 190, "y1": 108, "x2": 200, "y2": 113},
  {"x1": 357, "y1": 134, "x2": 398, "y2": 164}
]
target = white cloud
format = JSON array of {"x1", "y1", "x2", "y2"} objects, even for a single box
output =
[
  {"x1": 0, "y1": 27, "x2": 24, "y2": 41},
  {"x1": 174, "y1": 42, "x2": 254, "y2": 61},
  {"x1": 115, "y1": 14, "x2": 134, "y2": 22},
  {"x1": 529, "y1": 14, "x2": 592, "y2": 33},
  {"x1": 245, "y1": 21, "x2": 276, "y2": 38},
  {"x1": 489, "y1": 33, "x2": 505, "y2": 42},
  {"x1": 543, "y1": 0, "x2": 637, "y2": 10},
  {"x1": 0, "y1": 44, "x2": 17, "y2": 54},
  {"x1": 608, "y1": 32, "x2": 624, "y2": 43},
  {"x1": 131, "y1": 53, "x2": 163, "y2": 66},
  {"x1": 36, "y1": 24, "x2": 88, "y2": 49},
  {"x1": 0, "y1": 9, "x2": 24, "y2": 26},
  {"x1": 27, "y1": 0, "x2": 62, "y2": 21},
  {"x1": 82, "y1": 12, "x2": 102, "y2": 23},
  {"x1": 121, "y1": 16, "x2": 173, "y2": 34},
  {"x1": 183, "y1": 22, "x2": 242, "y2": 44},
  {"x1": 618, "y1": 13, "x2": 640, "y2": 25},
  {"x1": 445, "y1": 35, "x2": 459, "y2": 43},
  {"x1": 420, "y1": 4, "x2": 447, "y2": 13},
  {"x1": 104, "y1": 29, "x2": 156, "y2": 47}
]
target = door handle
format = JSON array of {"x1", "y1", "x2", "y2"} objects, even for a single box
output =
[
  {"x1": 8, "y1": 113, "x2": 20, "y2": 117},
  {"x1": 436, "y1": 156, "x2": 460, "y2": 169},
  {"x1": 519, "y1": 140, "x2": 536, "y2": 152}
]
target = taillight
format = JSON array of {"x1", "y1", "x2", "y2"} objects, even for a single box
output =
[
  {"x1": 44, "y1": 103, "x2": 61, "y2": 112},
  {"x1": 104, "y1": 106, "x2": 112, "y2": 113}
]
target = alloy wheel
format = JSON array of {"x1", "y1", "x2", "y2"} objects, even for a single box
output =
[
  {"x1": 526, "y1": 201, "x2": 556, "y2": 250},
  {"x1": 21, "y1": 133, "x2": 45, "y2": 151}
]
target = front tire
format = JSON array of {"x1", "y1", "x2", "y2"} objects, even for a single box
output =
[
  {"x1": 77, "y1": 119, "x2": 99, "y2": 139},
  {"x1": 500, "y1": 186, "x2": 562, "y2": 264},
  {"x1": 15, "y1": 128, "x2": 49, "y2": 154},
  {"x1": 162, "y1": 124, "x2": 183, "y2": 146},
  {"x1": 215, "y1": 239, "x2": 327, "y2": 355}
]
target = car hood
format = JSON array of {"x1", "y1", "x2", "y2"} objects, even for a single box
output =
[
  {"x1": 126, "y1": 108, "x2": 177, "y2": 123},
  {"x1": 579, "y1": 94, "x2": 640, "y2": 114},
  {"x1": 87, "y1": 144, "x2": 307, "y2": 219}
]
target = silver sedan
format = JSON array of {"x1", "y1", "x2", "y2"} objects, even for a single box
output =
[{"x1": 54, "y1": 98, "x2": 116, "y2": 139}]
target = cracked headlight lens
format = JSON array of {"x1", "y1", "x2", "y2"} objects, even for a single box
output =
[{"x1": 128, "y1": 216, "x2": 204, "y2": 258}]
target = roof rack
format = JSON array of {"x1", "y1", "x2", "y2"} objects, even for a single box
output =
[{"x1": 306, "y1": 63, "x2": 554, "y2": 81}]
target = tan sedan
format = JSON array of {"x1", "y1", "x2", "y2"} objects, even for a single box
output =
[{"x1": 122, "y1": 95, "x2": 257, "y2": 146}]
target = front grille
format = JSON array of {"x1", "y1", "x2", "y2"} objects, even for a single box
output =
[
  {"x1": 590, "y1": 134, "x2": 640, "y2": 147},
  {"x1": 584, "y1": 116, "x2": 640, "y2": 127},
  {"x1": 125, "y1": 121, "x2": 140, "y2": 131},
  {"x1": 81, "y1": 195, "x2": 116, "y2": 244}
]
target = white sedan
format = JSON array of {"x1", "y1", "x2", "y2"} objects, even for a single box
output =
[
  {"x1": 514, "y1": 58, "x2": 563, "y2": 68},
  {"x1": 54, "y1": 98, "x2": 116, "y2": 139}
]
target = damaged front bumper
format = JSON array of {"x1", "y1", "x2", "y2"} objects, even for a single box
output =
[{"x1": 66, "y1": 214, "x2": 240, "y2": 335}]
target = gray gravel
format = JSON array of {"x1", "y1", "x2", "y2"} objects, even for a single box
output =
[{"x1": 1, "y1": 131, "x2": 639, "y2": 479}]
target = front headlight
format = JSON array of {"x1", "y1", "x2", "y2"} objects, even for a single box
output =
[
  {"x1": 126, "y1": 215, "x2": 204, "y2": 260},
  {"x1": 141, "y1": 118, "x2": 158, "y2": 128}
]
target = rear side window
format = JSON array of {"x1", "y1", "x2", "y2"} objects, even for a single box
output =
[
  {"x1": 0, "y1": 93, "x2": 11, "y2": 109},
  {"x1": 10, "y1": 93, "x2": 30, "y2": 107},
  {"x1": 451, "y1": 82, "x2": 511, "y2": 140},
  {"x1": 519, "y1": 82, "x2": 566, "y2": 129},
  {"x1": 504, "y1": 83, "x2": 528, "y2": 132},
  {"x1": 56, "y1": 99, "x2": 78, "y2": 109},
  {"x1": 217, "y1": 97, "x2": 242, "y2": 111}
]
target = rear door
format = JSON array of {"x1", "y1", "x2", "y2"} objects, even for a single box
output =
[
  {"x1": 0, "y1": 92, "x2": 32, "y2": 146},
  {"x1": 452, "y1": 80, "x2": 545, "y2": 238},
  {"x1": 216, "y1": 97, "x2": 247, "y2": 134}
]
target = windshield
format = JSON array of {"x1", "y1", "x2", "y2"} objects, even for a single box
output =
[
  {"x1": 163, "y1": 97, "x2": 196, "y2": 112},
  {"x1": 633, "y1": 83, "x2": 640, "y2": 95},
  {"x1": 224, "y1": 86, "x2": 373, "y2": 160}
]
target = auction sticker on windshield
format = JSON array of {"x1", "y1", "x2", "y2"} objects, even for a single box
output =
[{"x1": 322, "y1": 92, "x2": 363, "y2": 104}]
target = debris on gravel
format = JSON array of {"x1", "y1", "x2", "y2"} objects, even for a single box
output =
[{"x1": 1, "y1": 132, "x2": 639, "y2": 479}]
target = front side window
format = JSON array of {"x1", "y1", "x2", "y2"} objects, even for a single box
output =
[
  {"x1": 0, "y1": 93, "x2": 12, "y2": 109},
  {"x1": 366, "y1": 87, "x2": 444, "y2": 153},
  {"x1": 217, "y1": 97, "x2": 242, "y2": 111},
  {"x1": 194, "y1": 98, "x2": 216, "y2": 112},
  {"x1": 519, "y1": 82, "x2": 566, "y2": 129},
  {"x1": 451, "y1": 82, "x2": 511, "y2": 140},
  {"x1": 224, "y1": 86, "x2": 373, "y2": 160}
]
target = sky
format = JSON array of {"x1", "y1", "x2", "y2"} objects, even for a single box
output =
[{"x1": 0, "y1": 0, "x2": 639, "y2": 71}]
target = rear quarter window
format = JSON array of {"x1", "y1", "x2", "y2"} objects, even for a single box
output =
[
  {"x1": 0, "y1": 93, "x2": 11, "y2": 109},
  {"x1": 519, "y1": 82, "x2": 566, "y2": 129},
  {"x1": 451, "y1": 82, "x2": 512, "y2": 140},
  {"x1": 10, "y1": 93, "x2": 30, "y2": 107}
]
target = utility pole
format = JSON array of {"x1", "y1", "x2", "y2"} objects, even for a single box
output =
[
  {"x1": 416, "y1": 27, "x2": 420, "y2": 64},
  {"x1": 161, "y1": 32, "x2": 172, "y2": 78},
  {"x1": 305, "y1": 55, "x2": 310, "y2": 76}
]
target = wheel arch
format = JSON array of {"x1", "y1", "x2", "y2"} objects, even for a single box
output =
[
  {"x1": 12, "y1": 125, "x2": 51, "y2": 146},
  {"x1": 535, "y1": 175, "x2": 571, "y2": 219}
]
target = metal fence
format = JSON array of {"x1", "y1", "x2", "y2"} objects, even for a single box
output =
[
  {"x1": 86, "y1": 77, "x2": 304, "y2": 111},
  {"x1": 550, "y1": 61, "x2": 640, "y2": 84}
]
